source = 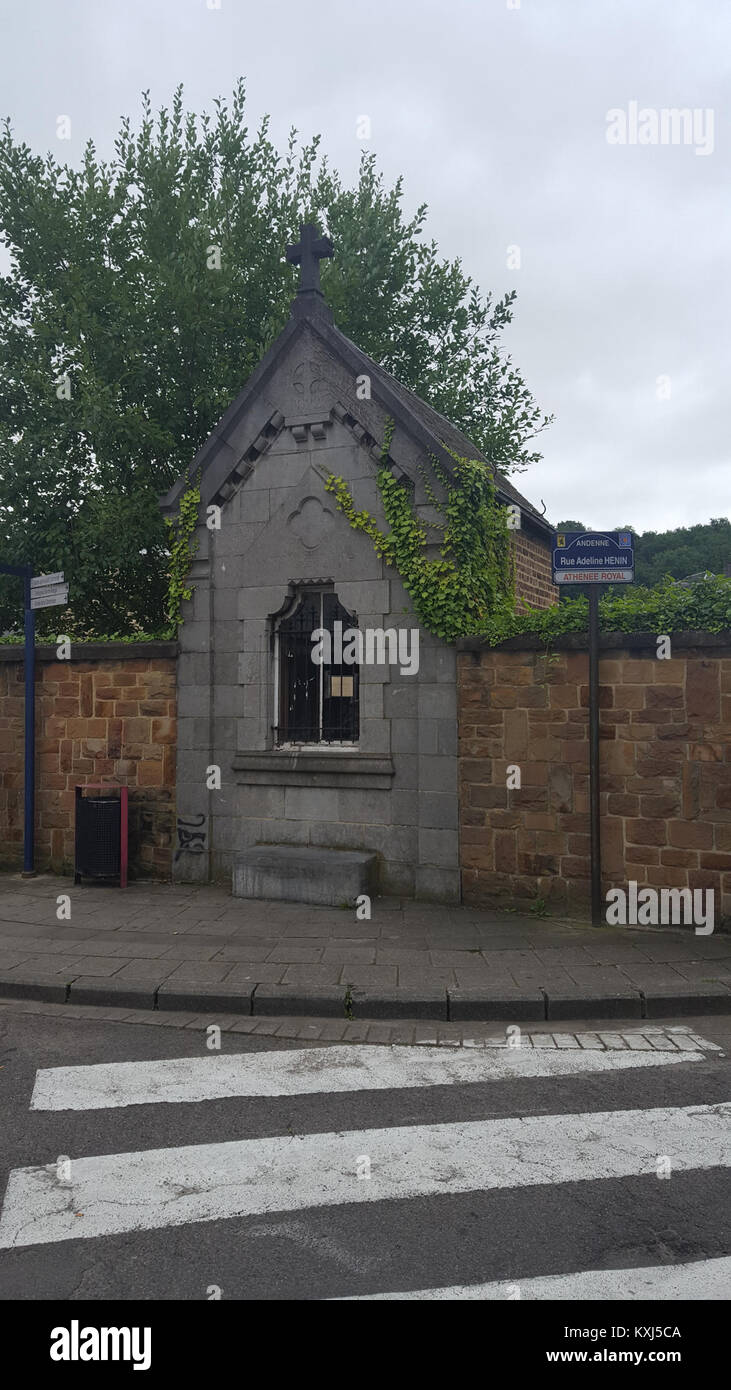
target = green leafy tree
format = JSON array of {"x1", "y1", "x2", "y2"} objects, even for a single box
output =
[
  {"x1": 0, "y1": 81, "x2": 551, "y2": 634},
  {"x1": 632, "y1": 517, "x2": 731, "y2": 586}
]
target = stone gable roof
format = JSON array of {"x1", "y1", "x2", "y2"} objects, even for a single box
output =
[{"x1": 160, "y1": 298, "x2": 551, "y2": 540}]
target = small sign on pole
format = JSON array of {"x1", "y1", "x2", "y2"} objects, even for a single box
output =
[
  {"x1": 30, "y1": 572, "x2": 65, "y2": 588},
  {"x1": 29, "y1": 587, "x2": 69, "y2": 610}
]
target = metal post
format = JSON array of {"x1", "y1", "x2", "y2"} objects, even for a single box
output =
[
  {"x1": 22, "y1": 569, "x2": 35, "y2": 875},
  {"x1": 0, "y1": 561, "x2": 36, "y2": 875},
  {"x1": 588, "y1": 586, "x2": 601, "y2": 925}
]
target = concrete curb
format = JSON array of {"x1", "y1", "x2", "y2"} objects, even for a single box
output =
[{"x1": 1, "y1": 972, "x2": 730, "y2": 1021}]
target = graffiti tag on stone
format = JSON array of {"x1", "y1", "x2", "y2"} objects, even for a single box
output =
[{"x1": 175, "y1": 814, "x2": 206, "y2": 861}]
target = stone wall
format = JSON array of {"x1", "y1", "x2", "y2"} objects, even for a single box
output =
[
  {"x1": 513, "y1": 531, "x2": 558, "y2": 609},
  {"x1": 0, "y1": 643, "x2": 177, "y2": 877},
  {"x1": 458, "y1": 633, "x2": 731, "y2": 926}
]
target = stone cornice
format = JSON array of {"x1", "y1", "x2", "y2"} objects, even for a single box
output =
[
  {"x1": 457, "y1": 630, "x2": 731, "y2": 654},
  {"x1": 232, "y1": 750, "x2": 394, "y2": 789},
  {"x1": 0, "y1": 641, "x2": 178, "y2": 663}
]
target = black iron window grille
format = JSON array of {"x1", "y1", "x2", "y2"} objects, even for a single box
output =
[{"x1": 274, "y1": 590, "x2": 359, "y2": 746}]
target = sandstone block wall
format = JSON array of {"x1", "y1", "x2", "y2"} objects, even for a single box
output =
[
  {"x1": 458, "y1": 634, "x2": 731, "y2": 925},
  {"x1": 0, "y1": 643, "x2": 177, "y2": 878}
]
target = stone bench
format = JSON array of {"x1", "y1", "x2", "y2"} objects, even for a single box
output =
[{"x1": 233, "y1": 845, "x2": 377, "y2": 906}]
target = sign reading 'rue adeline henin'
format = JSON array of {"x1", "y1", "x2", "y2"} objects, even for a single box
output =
[{"x1": 551, "y1": 531, "x2": 634, "y2": 585}]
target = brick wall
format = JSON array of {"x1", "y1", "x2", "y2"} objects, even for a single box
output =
[
  {"x1": 513, "y1": 531, "x2": 558, "y2": 610},
  {"x1": 458, "y1": 633, "x2": 731, "y2": 926},
  {"x1": 0, "y1": 643, "x2": 177, "y2": 878}
]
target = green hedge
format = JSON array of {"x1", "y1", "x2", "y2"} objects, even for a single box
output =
[
  {"x1": 0, "y1": 629, "x2": 171, "y2": 646},
  {"x1": 481, "y1": 573, "x2": 731, "y2": 646}
]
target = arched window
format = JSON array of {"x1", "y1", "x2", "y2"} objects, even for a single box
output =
[{"x1": 274, "y1": 589, "x2": 359, "y2": 746}]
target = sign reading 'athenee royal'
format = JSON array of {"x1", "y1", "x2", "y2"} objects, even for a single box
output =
[{"x1": 551, "y1": 531, "x2": 634, "y2": 585}]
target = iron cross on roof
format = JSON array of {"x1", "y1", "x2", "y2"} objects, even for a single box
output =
[{"x1": 286, "y1": 222, "x2": 334, "y2": 296}]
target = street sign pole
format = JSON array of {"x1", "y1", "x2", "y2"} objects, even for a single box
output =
[
  {"x1": 23, "y1": 569, "x2": 35, "y2": 875},
  {"x1": 552, "y1": 532, "x2": 635, "y2": 930},
  {"x1": 588, "y1": 587, "x2": 601, "y2": 926},
  {"x1": 0, "y1": 562, "x2": 35, "y2": 875}
]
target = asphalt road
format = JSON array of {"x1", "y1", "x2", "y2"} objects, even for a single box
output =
[{"x1": 0, "y1": 1007, "x2": 730, "y2": 1301}]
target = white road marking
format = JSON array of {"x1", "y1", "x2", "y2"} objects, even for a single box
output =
[
  {"x1": 29, "y1": 1042, "x2": 702, "y2": 1112},
  {"x1": 1, "y1": 1102, "x2": 728, "y2": 1249},
  {"x1": 338, "y1": 1255, "x2": 731, "y2": 1300},
  {"x1": 684, "y1": 1033, "x2": 722, "y2": 1051}
]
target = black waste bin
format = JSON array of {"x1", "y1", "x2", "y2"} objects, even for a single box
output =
[{"x1": 74, "y1": 785, "x2": 128, "y2": 886}]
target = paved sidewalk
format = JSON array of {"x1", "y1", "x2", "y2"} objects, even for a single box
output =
[{"x1": 0, "y1": 874, "x2": 729, "y2": 1023}]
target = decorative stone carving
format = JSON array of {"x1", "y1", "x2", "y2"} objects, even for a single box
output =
[
  {"x1": 287, "y1": 495, "x2": 334, "y2": 549},
  {"x1": 292, "y1": 359, "x2": 325, "y2": 403}
]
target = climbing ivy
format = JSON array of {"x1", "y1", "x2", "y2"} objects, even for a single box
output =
[
  {"x1": 163, "y1": 477, "x2": 201, "y2": 635},
  {"x1": 325, "y1": 421, "x2": 515, "y2": 641}
]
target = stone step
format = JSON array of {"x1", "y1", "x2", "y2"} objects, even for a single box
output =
[{"x1": 233, "y1": 845, "x2": 376, "y2": 907}]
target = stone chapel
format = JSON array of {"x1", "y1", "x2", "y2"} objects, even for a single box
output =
[{"x1": 161, "y1": 225, "x2": 556, "y2": 904}]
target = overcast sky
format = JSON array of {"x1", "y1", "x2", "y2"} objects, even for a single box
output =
[{"x1": 2, "y1": 0, "x2": 729, "y2": 534}]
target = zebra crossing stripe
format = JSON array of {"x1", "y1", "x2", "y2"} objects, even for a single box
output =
[
  {"x1": 1, "y1": 1102, "x2": 729, "y2": 1249},
  {"x1": 29, "y1": 1041, "x2": 703, "y2": 1112},
  {"x1": 337, "y1": 1255, "x2": 731, "y2": 1301}
]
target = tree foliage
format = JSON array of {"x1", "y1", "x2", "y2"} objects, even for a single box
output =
[{"x1": 0, "y1": 81, "x2": 550, "y2": 634}]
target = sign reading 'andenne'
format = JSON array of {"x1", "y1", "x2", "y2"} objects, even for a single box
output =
[{"x1": 552, "y1": 531, "x2": 634, "y2": 585}]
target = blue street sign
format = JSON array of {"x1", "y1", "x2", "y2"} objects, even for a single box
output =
[{"x1": 552, "y1": 530, "x2": 634, "y2": 585}]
